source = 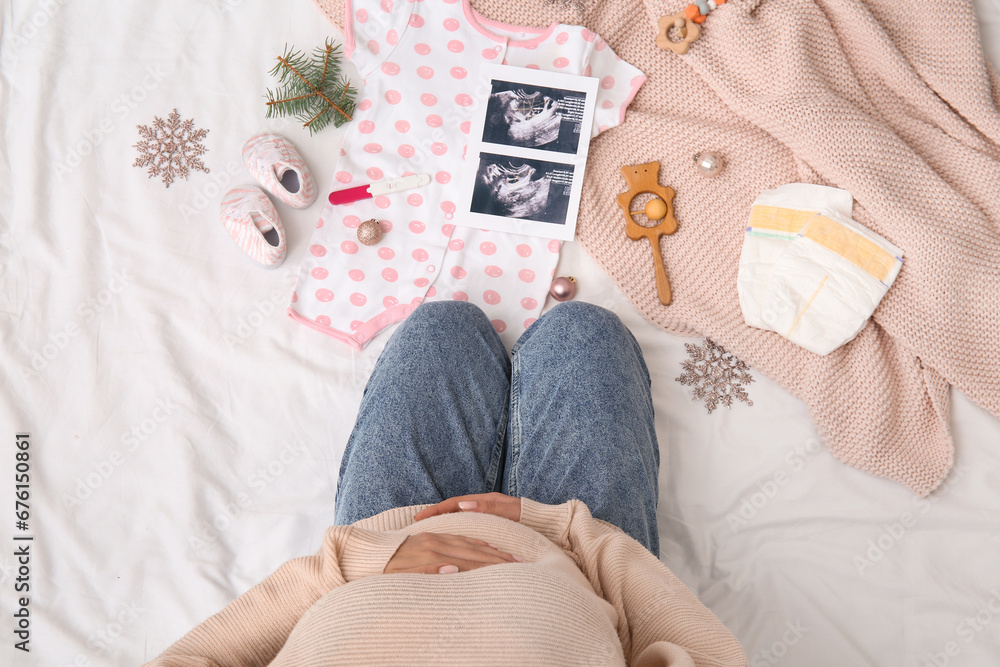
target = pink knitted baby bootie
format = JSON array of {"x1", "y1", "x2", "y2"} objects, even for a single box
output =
[
  {"x1": 220, "y1": 186, "x2": 287, "y2": 268},
  {"x1": 242, "y1": 133, "x2": 317, "y2": 209}
]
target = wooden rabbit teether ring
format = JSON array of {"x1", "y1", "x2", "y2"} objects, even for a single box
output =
[
  {"x1": 655, "y1": 12, "x2": 700, "y2": 55},
  {"x1": 616, "y1": 162, "x2": 679, "y2": 306}
]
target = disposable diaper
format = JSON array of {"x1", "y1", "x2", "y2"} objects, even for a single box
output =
[
  {"x1": 738, "y1": 184, "x2": 904, "y2": 355},
  {"x1": 737, "y1": 183, "x2": 854, "y2": 330}
]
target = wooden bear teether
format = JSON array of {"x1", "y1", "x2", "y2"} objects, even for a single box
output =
[{"x1": 616, "y1": 162, "x2": 678, "y2": 306}]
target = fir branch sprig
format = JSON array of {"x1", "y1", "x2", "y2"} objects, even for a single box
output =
[{"x1": 264, "y1": 38, "x2": 357, "y2": 135}]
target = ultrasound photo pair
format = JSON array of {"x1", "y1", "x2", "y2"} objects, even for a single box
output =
[
  {"x1": 464, "y1": 65, "x2": 600, "y2": 240},
  {"x1": 472, "y1": 80, "x2": 584, "y2": 226}
]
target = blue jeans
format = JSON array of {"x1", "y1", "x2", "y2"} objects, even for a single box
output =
[{"x1": 333, "y1": 300, "x2": 661, "y2": 556}]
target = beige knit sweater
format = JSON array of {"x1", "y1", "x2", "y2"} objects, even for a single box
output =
[
  {"x1": 145, "y1": 498, "x2": 748, "y2": 666},
  {"x1": 315, "y1": 0, "x2": 1000, "y2": 496}
]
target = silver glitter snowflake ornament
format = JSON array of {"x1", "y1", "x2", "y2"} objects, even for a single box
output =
[
  {"x1": 133, "y1": 108, "x2": 210, "y2": 187},
  {"x1": 676, "y1": 339, "x2": 755, "y2": 413}
]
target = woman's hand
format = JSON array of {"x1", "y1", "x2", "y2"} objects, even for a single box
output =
[
  {"x1": 412, "y1": 492, "x2": 522, "y2": 523},
  {"x1": 387, "y1": 494, "x2": 523, "y2": 574},
  {"x1": 384, "y1": 532, "x2": 520, "y2": 574}
]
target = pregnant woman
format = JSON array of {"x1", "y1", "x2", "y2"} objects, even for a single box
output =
[{"x1": 146, "y1": 300, "x2": 747, "y2": 666}]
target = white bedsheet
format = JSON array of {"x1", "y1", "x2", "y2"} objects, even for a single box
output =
[{"x1": 1, "y1": 1, "x2": 999, "y2": 665}]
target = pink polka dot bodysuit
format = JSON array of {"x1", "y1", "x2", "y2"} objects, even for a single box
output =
[{"x1": 288, "y1": 0, "x2": 646, "y2": 349}]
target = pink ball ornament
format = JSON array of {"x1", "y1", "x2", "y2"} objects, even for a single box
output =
[{"x1": 549, "y1": 276, "x2": 577, "y2": 302}]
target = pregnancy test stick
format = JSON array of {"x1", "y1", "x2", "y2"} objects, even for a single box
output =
[{"x1": 328, "y1": 173, "x2": 432, "y2": 205}]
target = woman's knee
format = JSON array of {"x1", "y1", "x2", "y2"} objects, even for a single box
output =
[
  {"x1": 405, "y1": 300, "x2": 491, "y2": 333},
  {"x1": 521, "y1": 302, "x2": 648, "y2": 378},
  {"x1": 540, "y1": 301, "x2": 631, "y2": 343}
]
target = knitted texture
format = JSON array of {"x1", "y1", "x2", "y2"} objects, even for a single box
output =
[
  {"x1": 145, "y1": 500, "x2": 748, "y2": 665},
  {"x1": 313, "y1": 0, "x2": 1000, "y2": 496}
]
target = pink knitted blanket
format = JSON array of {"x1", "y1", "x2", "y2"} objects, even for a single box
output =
[{"x1": 314, "y1": 0, "x2": 1000, "y2": 496}]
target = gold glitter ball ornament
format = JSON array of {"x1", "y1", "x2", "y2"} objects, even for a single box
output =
[{"x1": 357, "y1": 219, "x2": 383, "y2": 245}]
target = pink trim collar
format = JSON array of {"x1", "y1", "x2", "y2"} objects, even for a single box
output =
[
  {"x1": 462, "y1": 0, "x2": 556, "y2": 47},
  {"x1": 343, "y1": 0, "x2": 356, "y2": 58},
  {"x1": 287, "y1": 297, "x2": 423, "y2": 350}
]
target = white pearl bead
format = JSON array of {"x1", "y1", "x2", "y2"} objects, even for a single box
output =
[{"x1": 694, "y1": 152, "x2": 723, "y2": 177}]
